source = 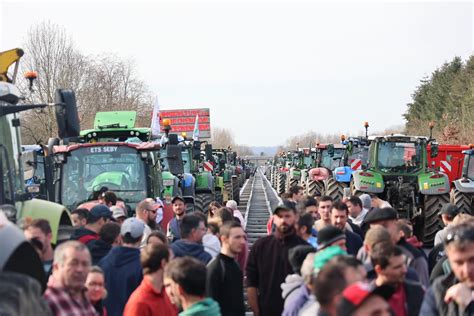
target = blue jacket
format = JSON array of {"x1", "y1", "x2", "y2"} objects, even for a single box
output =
[
  {"x1": 171, "y1": 240, "x2": 212, "y2": 264},
  {"x1": 98, "y1": 246, "x2": 143, "y2": 316}
]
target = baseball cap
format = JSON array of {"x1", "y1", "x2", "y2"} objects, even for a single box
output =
[
  {"x1": 110, "y1": 206, "x2": 127, "y2": 220},
  {"x1": 317, "y1": 226, "x2": 346, "y2": 250},
  {"x1": 363, "y1": 207, "x2": 398, "y2": 225},
  {"x1": 313, "y1": 245, "x2": 347, "y2": 271},
  {"x1": 171, "y1": 196, "x2": 185, "y2": 204},
  {"x1": 337, "y1": 282, "x2": 394, "y2": 316},
  {"x1": 273, "y1": 200, "x2": 297, "y2": 214},
  {"x1": 121, "y1": 218, "x2": 145, "y2": 238},
  {"x1": 439, "y1": 203, "x2": 460, "y2": 217},
  {"x1": 90, "y1": 204, "x2": 112, "y2": 219}
]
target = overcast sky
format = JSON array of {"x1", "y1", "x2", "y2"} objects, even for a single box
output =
[{"x1": 1, "y1": 1, "x2": 472, "y2": 146}]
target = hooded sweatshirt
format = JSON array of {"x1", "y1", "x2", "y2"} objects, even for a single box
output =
[
  {"x1": 87, "y1": 239, "x2": 112, "y2": 265},
  {"x1": 171, "y1": 240, "x2": 212, "y2": 264},
  {"x1": 281, "y1": 274, "x2": 304, "y2": 304},
  {"x1": 98, "y1": 246, "x2": 143, "y2": 316},
  {"x1": 70, "y1": 227, "x2": 99, "y2": 245},
  {"x1": 180, "y1": 298, "x2": 221, "y2": 316}
]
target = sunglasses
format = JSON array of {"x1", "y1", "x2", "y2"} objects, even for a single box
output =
[
  {"x1": 147, "y1": 209, "x2": 157, "y2": 214},
  {"x1": 445, "y1": 226, "x2": 474, "y2": 245}
]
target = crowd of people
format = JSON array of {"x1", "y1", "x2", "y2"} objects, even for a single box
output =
[{"x1": 1, "y1": 178, "x2": 474, "y2": 316}]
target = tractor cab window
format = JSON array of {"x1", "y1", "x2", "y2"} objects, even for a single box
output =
[
  {"x1": 61, "y1": 146, "x2": 146, "y2": 209},
  {"x1": 466, "y1": 155, "x2": 474, "y2": 180},
  {"x1": 348, "y1": 146, "x2": 369, "y2": 168},
  {"x1": 377, "y1": 142, "x2": 422, "y2": 173},
  {"x1": 0, "y1": 144, "x2": 14, "y2": 204},
  {"x1": 320, "y1": 148, "x2": 344, "y2": 170},
  {"x1": 181, "y1": 150, "x2": 191, "y2": 173}
]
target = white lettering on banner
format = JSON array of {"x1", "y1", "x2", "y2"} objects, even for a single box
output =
[{"x1": 89, "y1": 146, "x2": 118, "y2": 153}]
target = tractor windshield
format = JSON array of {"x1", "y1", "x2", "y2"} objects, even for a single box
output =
[
  {"x1": 348, "y1": 147, "x2": 369, "y2": 168},
  {"x1": 466, "y1": 155, "x2": 474, "y2": 180},
  {"x1": 181, "y1": 150, "x2": 191, "y2": 173},
  {"x1": 377, "y1": 141, "x2": 422, "y2": 173},
  {"x1": 61, "y1": 146, "x2": 147, "y2": 209},
  {"x1": 320, "y1": 148, "x2": 344, "y2": 170}
]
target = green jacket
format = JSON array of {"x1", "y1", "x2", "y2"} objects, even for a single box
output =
[{"x1": 179, "y1": 298, "x2": 221, "y2": 316}]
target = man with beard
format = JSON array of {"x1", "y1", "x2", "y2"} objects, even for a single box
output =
[
  {"x1": 167, "y1": 196, "x2": 186, "y2": 243},
  {"x1": 136, "y1": 198, "x2": 161, "y2": 248},
  {"x1": 247, "y1": 204, "x2": 307, "y2": 316}
]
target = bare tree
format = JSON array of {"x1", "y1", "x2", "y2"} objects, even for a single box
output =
[{"x1": 211, "y1": 127, "x2": 235, "y2": 149}]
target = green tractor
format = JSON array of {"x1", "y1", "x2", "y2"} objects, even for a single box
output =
[
  {"x1": 451, "y1": 146, "x2": 474, "y2": 213},
  {"x1": 0, "y1": 48, "x2": 75, "y2": 244},
  {"x1": 51, "y1": 111, "x2": 163, "y2": 214},
  {"x1": 350, "y1": 134, "x2": 449, "y2": 245},
  {"x1": 213, "y1": 148, "x2": 240, "y2": 204}
]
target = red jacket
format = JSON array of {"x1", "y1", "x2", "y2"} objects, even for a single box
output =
[{"x1": 123, "y1": 276, "x2": 178, "y2": 316}]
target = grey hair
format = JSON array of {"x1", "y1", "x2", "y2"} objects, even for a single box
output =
[{"x1": 54, "y1": 240, "x2": 90, "y2": 266}]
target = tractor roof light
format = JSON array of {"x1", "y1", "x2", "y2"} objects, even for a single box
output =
[
  {"x1": 181, "y1": 132, "x2": 187, "y2": 138},
  {"x1": 469, "y1": 144, "x2": 474, "y2": 149},
  {"x1": 340, "y1": 135, "x2": 346, "y2": 141},
  {"x1": 24, "y1": 71, "x2": 37, "y2": 80},
  {"x1": 364, "y1": 121, "x2": 369, "y2": 128}
]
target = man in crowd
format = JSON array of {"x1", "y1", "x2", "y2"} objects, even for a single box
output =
[
  {"x1": 111, "y1": 205, "x2": 127, "y2": 225},
  {"x1": 247, "y1": 204, "x2": 307, "y2": 316},
  {"x1": 302, "y1": 197, "x2": 319, "y2": 221},
  {"x1": 87, "y1": 222, "x2": 121, "y2": 265},
  {"x1": 71, "y1": 208, "x2": 89, "y2": 227},
  {"x1": 296, "y1": 213, "x2": 318, "y2": 248},
  {"x1": 207, "y1": 222, "x2": 247, "y2": 316},
  {"x1": 346, "y1": 196, "x2": 369, "y2": 227},
  {"x1": 99, "y1": 218, "x2": 144, "y2": 316},
  {"x1": 171, "y1": 214, "x2": 212, "y2": 264},
  {"x1": 371, "y1": 243, "x2": 424, "y2": 316},
  {"x1": 98, "y1": 191, "x2": 117, "y2": 207},
  {"x1": 71, "y1": 204, "x2": 113, "y2": 245},
  {"x1": 124, "y1": 243, "x2": 177, "y2": 316},
  {"x1": 164, "y1": 257, "x2": 221, "y2": 315},
  {"x1": 167, "y1": 196, "x2": 186, "y2": 243},
  {"x1": 317, "y1": 226, "x2": 347, "y2": 252},
  {"x1": 24, "y1": 218, "x2": 54, "y2": 274},
  {"x1": 314, "y1": 196, "x2": 333, "y2": 230},
  {"x1": 421, "y1": 222, "x2": 474, "y2": 315},
  {"x1": 135, "y1": 198, "x2": 161, "y2": 247},
  {"x1": 434, "y1": 203, "x2": 460, "y2": 247},
  {"x1": 337, "y1": 282, "x2": 392, "y2": 316},
  {"x1": 330, "y1": 201, "x2": 363, "y2": 255},
  {"x1": 288, "y1": 185, "x2": 305, "y2": 204},
  {"x1": 363, "y1": 207, "x2": 429, "y2": 287},
  {"x1": 44, "y1": 241, "x2": 96, "y2": 316}
]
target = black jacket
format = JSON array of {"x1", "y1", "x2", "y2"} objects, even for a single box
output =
[
  {"x1": 246, "y1": 232, "x2": 307, "y2": 316},
  {"x1": 206, "y1": 253, "x2": 245, "y2": 316}
]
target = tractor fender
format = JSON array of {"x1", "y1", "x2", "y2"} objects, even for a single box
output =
[
  {"x1": 333, "y1": 166, "x2": 353, "y2": 183},
  {"x1": 453, "y1": 178, "x2": 474, "y2": 193},
  {"x1": 308, "y1": 168, "x2": 330, "y2": 181},
  {"x1": 196, "y1": 171, "x2": 214, "y2": 193},
  {"x1": 16, "y1": 198, "x2": 72, "y2": 245},
  {"x1": 351, "y1": 170, "x2": 384, "y2": 193},
  {"x1": 418, "y1": 172, "x2": 451, "y2": 195}
]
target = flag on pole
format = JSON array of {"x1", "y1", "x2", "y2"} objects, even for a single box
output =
[
  {"x1": 192, "y1": 114, "x2": 200, "y2": 141},
  {"x1": 150, "y1": 97, "x2": 161, "y2": 138}
]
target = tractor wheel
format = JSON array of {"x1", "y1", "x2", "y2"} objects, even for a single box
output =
[
  {"x1": 306, "y1": 179, "x2": 324, "y2": 197},
  {"x1": 215, "y1": 190, "x2": 224, "y2": 205},
  {"x1": 422, "y1": 194, "x2": 450, "y2": 246},
  {"x1": 325, "y1": 177, "x2": 347, "y2": 201},
  {"x1": 277, "y1": 173, "x2": 286, "y2": 196},
  {"x1": 224, "y1": 182, "x2": 232, "y2": 204},
  {"x1": 350, "y1": 179, "x2": 363, "y2": 198},
  {"x1": 194, "y1": 193, "x2": 214, "y2": 215},
  {"x1": 185, "y1": 203, "x2": 195, "y2": 214},
  {"x1": 452, "y1": 188, "x2": 474, "y2": 214},
  {"x1": 232, "y1": 176, "x2": 240, "y2": 205}
]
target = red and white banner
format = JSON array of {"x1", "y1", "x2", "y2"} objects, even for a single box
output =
[
  {"x1": 203, "y1": 161, "x2": 214, "y2": 172},
  {"x1": 350, "y1": 159, "x2": 362, "y2": 170}
]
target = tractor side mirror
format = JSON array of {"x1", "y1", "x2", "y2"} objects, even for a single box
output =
[
  {"x1": 205, "y1": 144, "x2": 213, "y2": 162},
  {"x1": 55, "y1": 89, "x2": 80, "y2": 139},
  {"x1": 430, "y1": 143, "x2": 439, "y2": 158},
  {"x1": 327, "y1": 144, "x2": 335, "y2": 157}
]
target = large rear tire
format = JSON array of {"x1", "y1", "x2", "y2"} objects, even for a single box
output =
[
  {"x1": 215, "y1": 190, "x2": 223, "y2": 205},
  {"x1": 194, "y1": 193, "x2": 214, "y2": 215},
  {"x1": 325, "y1": 177, "x2": 347, "y2": 201},
  {"x1": 422, "y1": 194, "x2": 450, "y2": 246},
  {"x1": 306, "y1": 179, "x2": 324, "y2": 197},
  {"x1": 277, "y1": 173, "x2": 286, "y2": 196},
  {"x1": 224, "y1": 182, "x2": 232, "y2": 204},
  {"x1": 185, "y1": 203, "x2": 195, "y2": 214},
  {"x1": 452, "y1": 188, "x2": 474, "y2": 214}
]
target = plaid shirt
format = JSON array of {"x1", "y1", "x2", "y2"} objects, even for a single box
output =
[{"x1": 44, "y1": 286, "x2": 97, "y2": 316}]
